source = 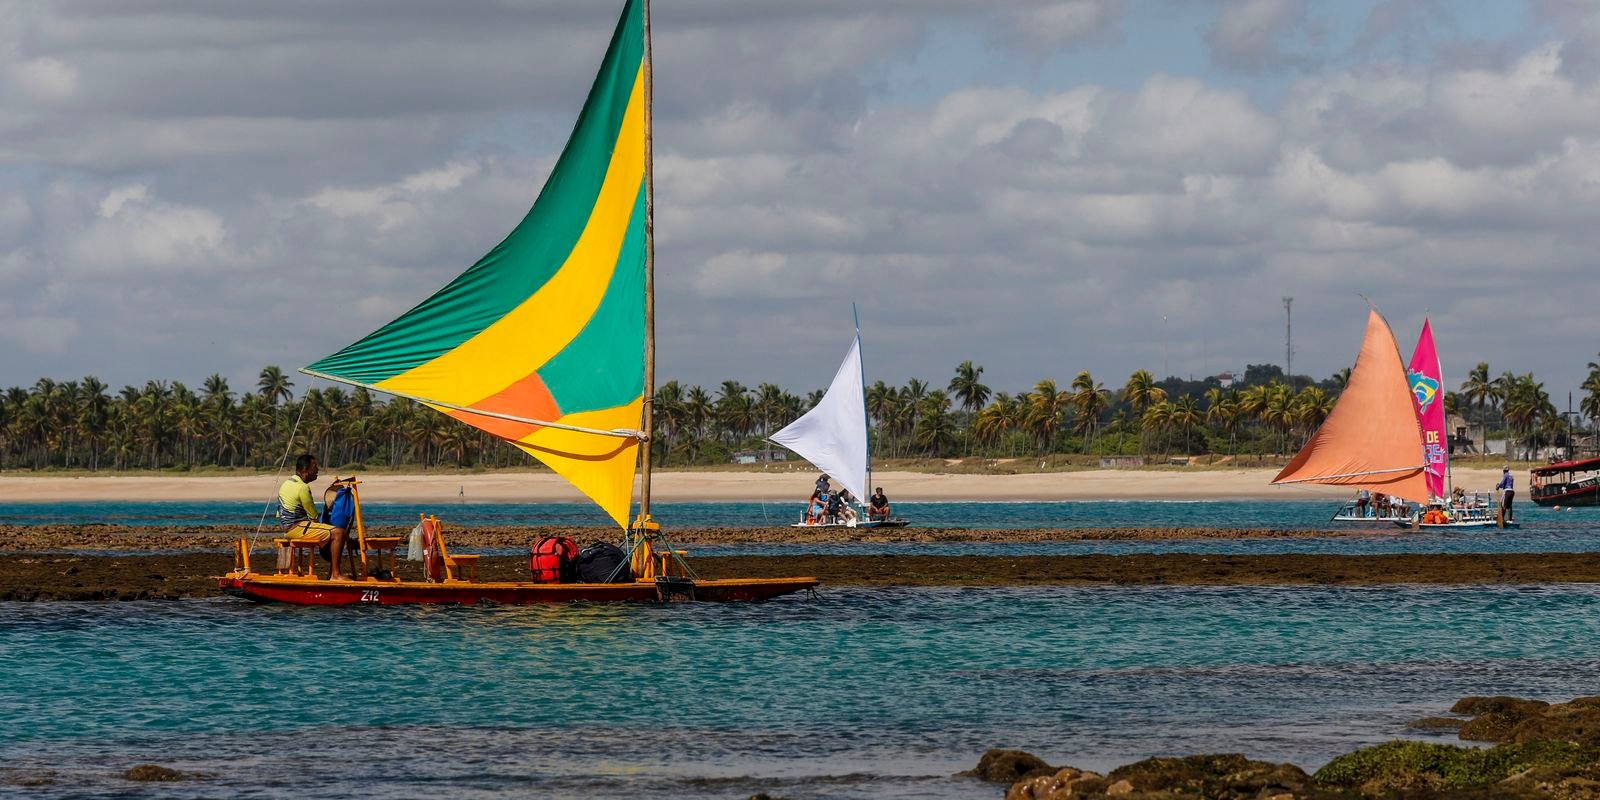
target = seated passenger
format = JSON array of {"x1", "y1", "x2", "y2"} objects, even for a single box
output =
[
  {"x1": 837, "y1": 491, "x2": 858, "y2": 524},
  {"x1": 278, "y1": 453, "x2": 350, "y2": 581},
  {"x1": 868, "y1": 487, "x2": 891, "y2": 521},
  {"x1": 825, "y1": 491, "x2": 844, "y2": 522},
  {"x1": 805, "y1": 490, "x2": 827, "y2": 524}
]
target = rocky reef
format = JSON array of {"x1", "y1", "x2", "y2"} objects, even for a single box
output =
[{"x1": 975, "y1": 695, "x2": 1600, "y2": 799}]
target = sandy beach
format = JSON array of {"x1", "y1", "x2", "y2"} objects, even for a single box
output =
[{"x1": 0, "y1": 466, "x2": 1511, "y2": 503}]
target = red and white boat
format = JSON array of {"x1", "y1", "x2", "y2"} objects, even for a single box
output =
[
  {"x1": 1532, "y1": 457, "x2": 1600, "y2": 508},
  {"x1": 218, "y1": 0, "x2": 815, "y2": 605}
]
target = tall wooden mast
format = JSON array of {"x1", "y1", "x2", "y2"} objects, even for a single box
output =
[{"x1": 637, "y1": 0, "x2": 657, "y2": 522}]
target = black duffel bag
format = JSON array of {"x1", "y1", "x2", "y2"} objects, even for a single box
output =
[{"x1": 576, "y1": 542, "x2": 632, "y2": 583}]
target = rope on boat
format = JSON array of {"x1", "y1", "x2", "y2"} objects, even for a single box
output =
[{"x1": 249, "y1": 376, "x2": 318, "y2": 552}]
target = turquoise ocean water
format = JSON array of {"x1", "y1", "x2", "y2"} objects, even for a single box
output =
[
  {"x1": 2, "y1": 499, "x2": 1594, "y2": 557},
  {"x1": 1, "y1": 498, "x2": 1572, "y2": 531},
  {"x1": 3, "y1": 586, "x2": 1600, "y2": 798},
  {"x1": 4, "y1": 500, "x2": 1598, "y2": 797}
]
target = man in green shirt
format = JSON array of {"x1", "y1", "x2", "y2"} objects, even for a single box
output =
[{"x1": 277, "y1": 454, "x2": 349, "y2": 580}]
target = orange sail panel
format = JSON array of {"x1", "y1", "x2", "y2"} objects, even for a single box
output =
[{"x1": 1272, "y1": 309, "x2": 1431, "y2": 504}]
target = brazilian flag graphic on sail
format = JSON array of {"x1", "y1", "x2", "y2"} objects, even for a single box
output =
[{"x1": 306, "y1": 0, "x2": 646, "y2": 527}]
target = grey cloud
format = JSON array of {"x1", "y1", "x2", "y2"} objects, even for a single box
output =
[
  {"x1": 1352, "y1": 0, "x2": 1453, "y2": 58},
  {"x1": 6, "y1": 0, "x2": 1600, "y2": 405},
  {"x1": 1282, "y1": 46, "x2": 1600, "y2": 171},
  {"x1": 1205, "y1": 0, "x2": 1319, "y2": 73},
  {"x1": 1001, "y1": 0, "x2": 1126, "y2": 53}
]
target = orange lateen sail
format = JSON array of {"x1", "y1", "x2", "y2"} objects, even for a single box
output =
[{"x1": 1272, "y1": 308, "x2": 1431, "y2": 504}]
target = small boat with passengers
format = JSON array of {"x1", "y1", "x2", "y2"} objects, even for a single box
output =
[
  {"x1": 1394, "y1": 491, "x2": 1519, "y2": 530},
  {"x1": 769, "y1": 309, "x2": 909, "y2": 530},
  {"x1": 1531, "y1": 456, "x2": 1600, "y2": 508},
  {"x1": 1294, "y1": 314, "x2": 1515, "y2": 529}
]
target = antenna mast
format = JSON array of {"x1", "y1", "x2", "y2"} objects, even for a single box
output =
[{"x1": 1283, "y1": 297, "x2": 1294, "y2": 385}]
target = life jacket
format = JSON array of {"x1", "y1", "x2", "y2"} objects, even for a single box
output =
[{"x1": 529, "y1": 536, "x2": 579, "y2": 584}]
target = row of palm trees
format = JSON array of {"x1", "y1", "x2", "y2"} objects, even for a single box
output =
[
  {"x1": 2, "y1": 359, "x2": 1594, "y2": 471},
  {"x1": 0, "y1": 370, "x2": 528, "y2": 471},
  {"x1": 1459, "y1": 361, "x2": 1600, "y2": 459}
]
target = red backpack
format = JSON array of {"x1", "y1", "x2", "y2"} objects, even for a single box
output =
[{"x1": 529, "y1": 536, "x2": 579, "y2": 584}]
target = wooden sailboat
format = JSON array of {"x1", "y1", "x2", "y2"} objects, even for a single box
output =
[
  {"x1": 768, "y1": 309, "x2": 907, "y2": 529},
  {"x1": 1275, "y1": 308, "x2": 1434, "y2": 514},
  {"x1": 1315, "y1": 315, "x2": 1516, "y2": 529},
  {"x1": 217, "y1": 0, "x2": 816, "y2": 604}
]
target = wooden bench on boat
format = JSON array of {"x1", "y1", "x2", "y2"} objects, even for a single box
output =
[{"x1": 275, "y1": 531, "x2": 325, "y2": 576}]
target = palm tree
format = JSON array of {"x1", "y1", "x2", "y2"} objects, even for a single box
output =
[
  {"x1": 1025, "y1": 379, "x2": 1072, "y2": 456},
  {"x1": 1208, "y1": 393, "x2": 1242, "y2": 459},
  {"x1": 257, "y1": 366, "x2": 294, "y2": 406},
  {"x1": 684, "y1": 386, "x2": 713, "y2": 462},
  {"x1": 1070, "y1": 371, "x2": 1110, "y2": 453},
  {"x1": 915, "y1": 391, "x2": 956, "y2": 455},
  {"x1": 1332, "y1": 366, "x2": 1353, "y2": 390},
  {"x1": 78, "y1": 376, "x2": 110, "y2": 470},
  {"x1": 715, "y1": 381, "x2": 753, "y2": 445},
  {"x1": 1581, "y1": 369, "x2": 1600, "y2": 434},
  {"x1": 1502, "y1": 373, "x2": 1551, "y2": 460},
  {"x1": 1459, "y1": 362, "x2": 1494, "y2": 457},
  {"x1": 948, "y1": 361, "x2": 991, "y2": 418},
  {"x1": 973, "y1": 393, "x2": 1016, "y2": 454},
  {"x1": 754, "y1": 383, "x2": 785, "y2": 438},
  {"x1": 1293, "y1": 387, "x2": 1334, "y2": 443},
  {"x1": 1169, "y1": 396, "x2": 1202, "y2": 454},
  {"x1": 1261, "y1": 383, "x2": 1295, "y2": 455},
  {"x1": 653, "y1": 380, "x2": 686, "y2": 465},
  {"x1": 1142, "y1": 401, "x2": 1174, "y2": 456},
  {"x1": 1123, "y1": 369, "x2": 1166, "y2": 458}
]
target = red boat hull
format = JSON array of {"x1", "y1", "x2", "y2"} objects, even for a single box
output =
[
  {"x1": 216, "y1": 574, "x2": 816, "y2": 605},
  {"x1": 1531, "y1": 483, "x2": 1600, "y2": 507}
]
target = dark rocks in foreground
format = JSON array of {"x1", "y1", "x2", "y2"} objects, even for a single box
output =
[
  {"x1": 1003, "y1": 754, "x2": 1314, "y2": 800},
  {"x1": 1316, "y1": 740, "x2": 1600, "y2": 796},
  {"x1": 122, "y1": 764, "x2": 200, "y2": 782},
  {"x1": 961, "y1": 749, "x2": 1058, "y2": 784},
  {"x1": 984, "y1": 695, "x2": 1600, "y2": 799}
]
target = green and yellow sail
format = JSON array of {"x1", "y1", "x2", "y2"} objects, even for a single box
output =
[{"x1": 305, "y1": 0, "x2": 646, "y2": 527}]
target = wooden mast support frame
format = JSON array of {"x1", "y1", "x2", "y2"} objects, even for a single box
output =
[{"x1": 625, "y1": 0, "x2": 694, "y2": 582}]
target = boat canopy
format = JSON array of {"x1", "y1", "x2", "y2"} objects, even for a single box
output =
[
  {"x1": 1272, "y1": 308, "x2": 1431, "y2": 504},
  {"x1": 1532, "y1": 457, "x2": 1600, "y2": 476},
  {"x1": 304, "y1": 0, "x2": 647, "y2": 527},
  {"x1": 769, "y1": 335, "x2": 869, "y2": 505}
]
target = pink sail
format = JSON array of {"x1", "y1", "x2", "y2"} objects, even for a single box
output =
[{"x1": 1406, "y1": 319, "x2": 1448, "y2": 500}]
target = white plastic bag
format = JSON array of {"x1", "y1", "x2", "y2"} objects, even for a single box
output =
[{"x1": 406, "y1": 523, "x2": 424, "y2": 561}]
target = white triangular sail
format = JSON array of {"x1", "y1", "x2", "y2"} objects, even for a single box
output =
[{"x1": 770, "y1": 336, "x2": 868, "y2": 504}]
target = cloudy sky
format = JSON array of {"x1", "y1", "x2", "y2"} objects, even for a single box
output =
[{"x1": 3, "y1": 0, "x2": 1598, "y2": 404}]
